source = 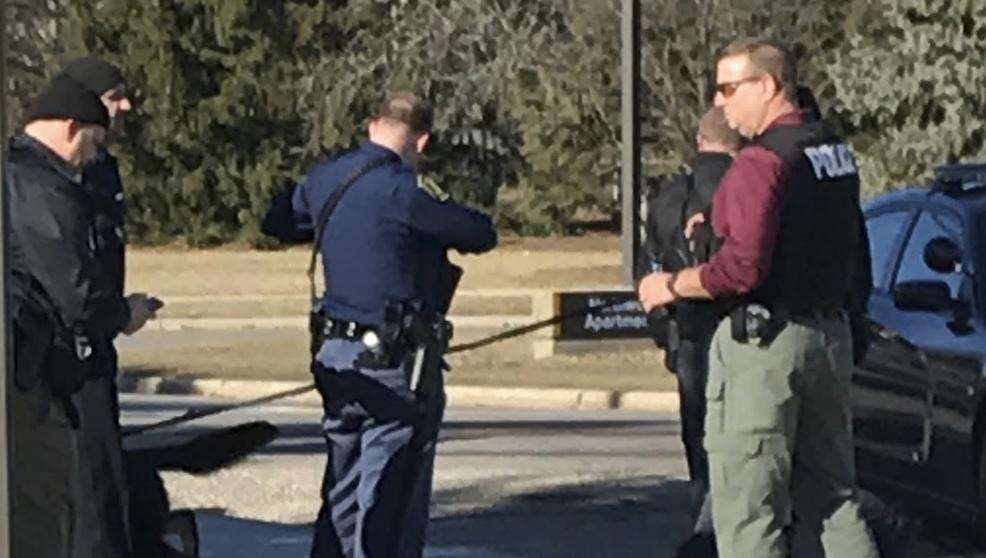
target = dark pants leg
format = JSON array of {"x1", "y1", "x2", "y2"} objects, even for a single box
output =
[
  {"x1": 675, "y1": 336, "x2": 713, "y2": 534},
  {"x1": 10, "y1": 383, "x2": 81, "y2": 558},
  {"x1": 311, "y1": 340, "x2": 424, "y2": 558},
  {"x1": 311, "y1": 391, "x2": 418, "y2": 558},
  {"x1": 311, "y1": 406, "x2": 356, "y2": 558},
  {"x1": 12, "y1": 376, "x2": 132, "y2": 558},
  {"x1": 398, "y1": 372, "x2": 445, "y2": 558},
  {"x1": 76, "y1": 376, "x2": 132, "y2": 558}
]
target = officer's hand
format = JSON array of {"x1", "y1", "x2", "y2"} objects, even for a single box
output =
[
  {"x1": 122, "y1": 293, "x2": 156, "y2": 335},
  {"x1": 638, "y1": 272, "x2": 675, "y2": 312},
  {"x1": 684, "y1": 213, "x2": 705, "y2": 239}
]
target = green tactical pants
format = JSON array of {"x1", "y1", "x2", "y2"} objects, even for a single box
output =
[{"x1": 704, "y1": 312, "x2": 879, "y2": 558}]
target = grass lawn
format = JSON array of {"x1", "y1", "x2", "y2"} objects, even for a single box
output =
[
  {"x1": 126, "y1": 234, "x2": 624, "y2": 298},
  {"x1": 118, "y1": 331, "x2": 676, "y2": 393},
  {"x1": 118, "y1": 234, "x2": 675, "y2": 393}
]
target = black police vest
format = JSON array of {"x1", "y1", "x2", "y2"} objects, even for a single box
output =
[{"x1": 748, "y1": 121, "x2": 863, "y2": 313}]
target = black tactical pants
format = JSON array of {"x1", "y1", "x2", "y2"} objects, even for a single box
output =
[
  {"x1": 11, "y1": 376, "x2": 130, "y2": 558},
  {"x1": 675, "y1": 335, "x2": 714, "y2": 535},
  {"x1": 77, "y1": 376, "x2": 132, "y2": 557}
]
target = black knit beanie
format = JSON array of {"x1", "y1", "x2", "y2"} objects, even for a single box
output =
[
  {"x1": 25, "y1": 73, "x2": 110, "y2": 128},
  {"x1": 59, "y1": 55, "x2": 126, "y2": 96}
]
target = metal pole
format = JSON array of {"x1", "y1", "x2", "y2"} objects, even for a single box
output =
[
  {"x1": 0, "y1": 0, "x2": 11, "y2": 555},
  {"x1": 620, "y1": 0, "x2": 641, "y2": 286}
]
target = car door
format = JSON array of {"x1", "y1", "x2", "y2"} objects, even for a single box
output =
[
  {"x1": 853, "y1": 206, "x2": 934, "y2": 479},
  {"x1": 873, "y1": 206, "x2": 983, "y2": 507},
  {"x1": 886, "y1": 206, "x2": 986, "y2": 510}
]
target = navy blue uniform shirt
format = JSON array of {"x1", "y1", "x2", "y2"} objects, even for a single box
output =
[{"x1": 291, "y1": 141, "x2": 497, "y2": 325}]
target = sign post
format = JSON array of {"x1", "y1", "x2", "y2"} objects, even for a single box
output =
[
  {"x1": 620, "y1": 0, "x2": 641, "y2": 285},
  {"x1": 0, "y1": 0, "x2": 13, "y2": 555}
]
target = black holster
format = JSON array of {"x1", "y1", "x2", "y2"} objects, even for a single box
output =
[
  {"x1": 309, "y1": 297, "x2": 329, "y2": 357},
  {"x1": 729, "y1": 304, "x2": 787, "y2": 346},
  {"x1": 352, "y1": 300, "x2": 419, "y2": 370},
  {"x1": 13, "y1": 304, "x2": 90, "y2": 393},
  {"x1": 12, "y1": 300, "x2": 90, "y2": 429}
]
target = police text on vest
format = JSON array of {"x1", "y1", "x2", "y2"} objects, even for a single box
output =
[{"x1": 804, "y1": 144, "x2": 857, "y2": 180}]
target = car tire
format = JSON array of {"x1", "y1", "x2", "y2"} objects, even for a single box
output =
[{"x1": 857, "y1": 489, "x2": 918, "y2": 556}]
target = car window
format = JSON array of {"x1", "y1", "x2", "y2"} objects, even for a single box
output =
[
  {"x1": 892, "y1": 210, "x2": 964, "y2": 297},
  {"x1": 866, "y1": 210, "x2": 913, "y2": 290}
]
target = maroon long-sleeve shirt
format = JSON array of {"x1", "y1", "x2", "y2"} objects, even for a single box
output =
[{"x1": 699, "y1": 111, "x2": 804, "y2": 295}]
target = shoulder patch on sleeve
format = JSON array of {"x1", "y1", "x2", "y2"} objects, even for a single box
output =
[{"x1": 417, "y1": 175, "x2": 450, "y2": 202}]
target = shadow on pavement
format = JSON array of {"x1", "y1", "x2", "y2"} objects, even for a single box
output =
[
  {"x1": 180, "y1": 478, "x2": 986, "y2": 558},
  {"x1": 189, "y1": 509, "x2": 312, "y2": 558},
  {"x1": 122, "y1": 412, "x2": 673, "y2": 458},
  {"x1": 186, "y1": 477, "x2": 694, "y2": 558},
  {"x1": 428, "y1": 475, "x2": 693, "y2": 558}
]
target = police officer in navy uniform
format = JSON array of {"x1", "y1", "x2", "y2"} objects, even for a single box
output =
[{"x1": 267, "y1": 91, "x2": 497, "y2": 558}]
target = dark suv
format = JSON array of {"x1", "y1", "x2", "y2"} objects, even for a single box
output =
[{"x1": 853, "y1": 163, "x2": 986, "y2": 536}]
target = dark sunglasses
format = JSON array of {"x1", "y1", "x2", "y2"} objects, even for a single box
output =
[{"x1": 714, "y1": 75, "x2": 763, "y2": 98}]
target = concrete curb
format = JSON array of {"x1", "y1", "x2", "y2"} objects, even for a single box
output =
[
  {"x1": 117, "y1": 373, "x2": 679, "y2": 413},
  {"x1": 146, "y1": 315, "x2": 535, "y2": 331},
  {"x1": 159, "y1": 288, "x2": 545, "y2": 304}
]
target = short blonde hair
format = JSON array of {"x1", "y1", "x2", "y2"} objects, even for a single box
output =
[
  {"x1": 716, "y1": 39, "x2": 797, "y2": 102},
  {"x1": 698, "y1": 106, "x2": 742, "y2": 151}
]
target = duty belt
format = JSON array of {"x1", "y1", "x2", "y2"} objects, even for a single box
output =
[{"x1": 323, "y1": 319, "x2": 378, "y2": 343}]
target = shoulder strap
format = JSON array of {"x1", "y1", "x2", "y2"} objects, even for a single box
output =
[
  {"x1": 754, "y1": 120, "x2": 831, "y2": 163},
  {"x1": 679, "y1": 172, "x2": 696, "y2": 236},
  {"x1": 307, "y1": 156, "x2": 393, "y2": 302}
]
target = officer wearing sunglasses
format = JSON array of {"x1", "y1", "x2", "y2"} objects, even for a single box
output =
[{"x1": 638, "y1": 39, "x2": 878, "y2": 558}]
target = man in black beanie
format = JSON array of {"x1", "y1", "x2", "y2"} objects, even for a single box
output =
[
  {"x1": 58, "y1": 56, "x2": 139, "y2": 396},
  {"x1": 59, "y1": 55, "x2": 153, "y2": 557},
  {"x1": 61, "y1": 55, "x2": 137, "y2": 324},
  {"x1": 7, "y1": 72, "x2": 155, "y2": 558}
]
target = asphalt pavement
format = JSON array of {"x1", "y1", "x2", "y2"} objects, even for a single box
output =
[{"x1": 121, "y1": 394, "x2": 986, "y2": 558}]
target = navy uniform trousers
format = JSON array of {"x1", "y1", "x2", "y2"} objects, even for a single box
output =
[{"x1": 310, "y1": 338, "x2": 445, "y2": 558}]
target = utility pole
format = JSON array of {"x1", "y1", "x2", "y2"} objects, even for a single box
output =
[
  {"x1": 0, "y1": 0, "x2": 12, "y2": 554},
  {"x1": 620, "y1": 0, "x2": 641, "y2": 285}
]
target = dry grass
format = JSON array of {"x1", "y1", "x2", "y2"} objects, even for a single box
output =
[
  {"x1": 118, "y1": 332, "x2": 675, "y2": 392},
  {"x1": 119, "y1": 234, "x2": 673, "y2": 392},
  {"x1": 125, "y1": 234, "x2": 624, "y2": 298},
  {"x1": 156, "y1": 294, "x2": 532, "y2": 319}
]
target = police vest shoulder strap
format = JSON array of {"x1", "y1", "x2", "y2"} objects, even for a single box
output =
[
  {"x1": 753, "y1": 123, "x2": 806, "y2": 163},
  {"x1": 307, "y1": 156, "x2": 394, "y2": 301},
  {"x1": 753, "y1": 120, "x2": 831, "y2": 165},
  {"x1": 681, "y1": 171, "x2": 696, "y2": 224}
]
